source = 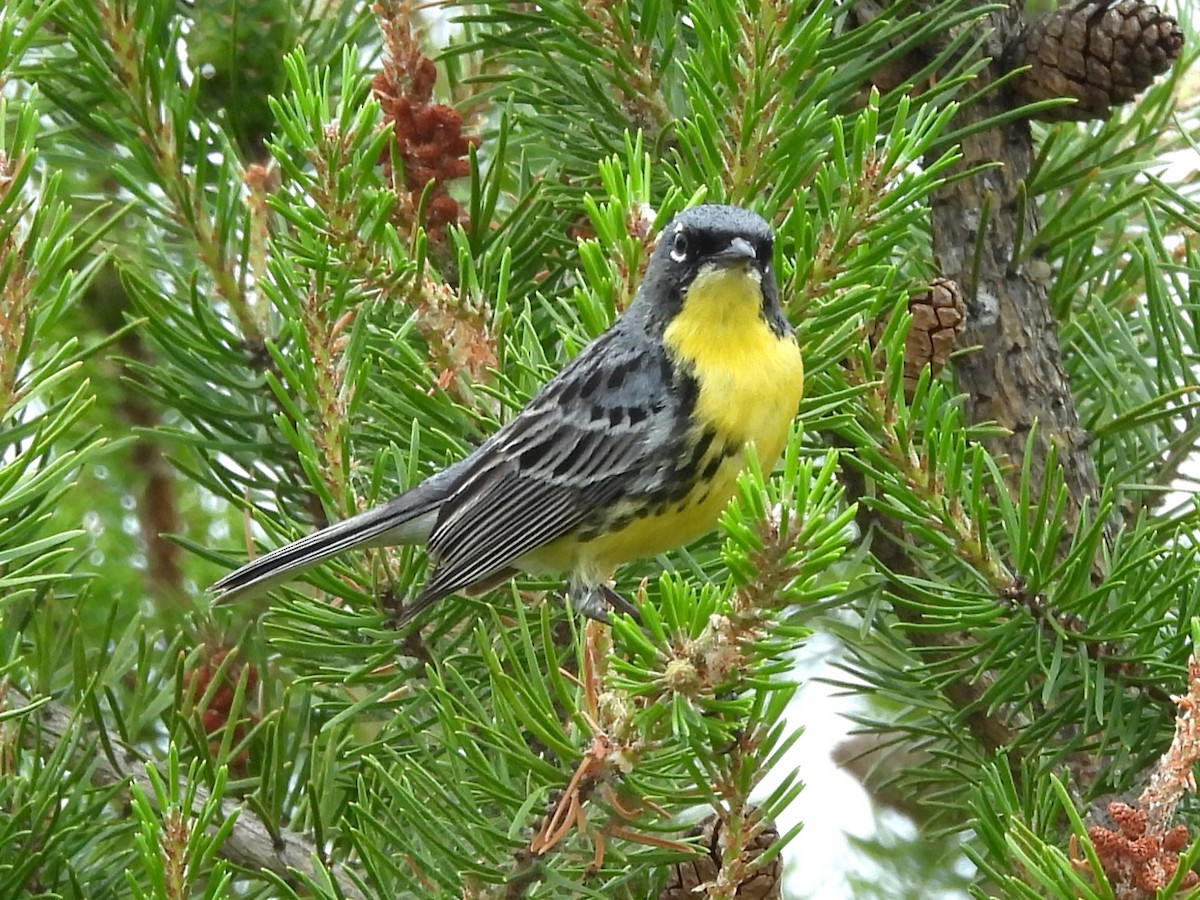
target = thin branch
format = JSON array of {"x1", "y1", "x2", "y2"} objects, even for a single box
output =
[{"x1": 7, "y1": 685, "x2": 368, "y2": 900}]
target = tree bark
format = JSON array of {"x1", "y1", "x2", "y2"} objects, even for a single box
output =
[
  {"x1": 929, "y1": 3, "x2": 1102, "y2": 523},
  {"x1": 841, "y1": 1, "x2": 1109, "y2": 807}
]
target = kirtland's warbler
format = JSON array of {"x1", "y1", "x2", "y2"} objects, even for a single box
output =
[{"x1": 212, "y1": 204, "x2": 804, "y2": 623}]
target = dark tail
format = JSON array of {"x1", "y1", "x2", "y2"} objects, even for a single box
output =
[{"x1": 210, "y1": 475, "x2": 452, "y2": 604}]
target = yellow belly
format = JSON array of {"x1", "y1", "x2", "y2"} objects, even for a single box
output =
[
  {"x1": 525, "y1": 266, "x2": 803, "y2": 583},
  {"x1": 563, "y1": 451, "x2": 761, "y2": 580}
]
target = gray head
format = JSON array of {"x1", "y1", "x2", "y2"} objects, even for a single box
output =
[{"x1": 631, "y1": 204, "x2": 780, "y2": 326}]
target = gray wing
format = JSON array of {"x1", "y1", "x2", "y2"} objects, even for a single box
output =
[{"x1": 409, "y1": 327, "x2": 695, "y2": 614}]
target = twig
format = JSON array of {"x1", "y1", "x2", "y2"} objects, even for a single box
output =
[{"x1": 6, "y1": 685, "x2": 368, "y2": 900}]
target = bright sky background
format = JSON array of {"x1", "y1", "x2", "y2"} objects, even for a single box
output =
[{"x1": 770, "y1": 632, "x2": 889, "y2": 898}]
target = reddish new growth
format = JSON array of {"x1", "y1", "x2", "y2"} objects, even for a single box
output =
[
  {"x1": 1082, "y1": 803, "x2": 1196, "y2": 897},
  {"x1": 372, "y1": 0, "x2": 479, "y2": 242},
  {"x1": 1074, "y1": 655, "x2": 1200, "y2": 897},
  {"x1": 185, "y1": 648, "x2": 259, "y2": 773},
  {"x1": 1140, "y1": 655, "x2": 1200, "y2": 829}
]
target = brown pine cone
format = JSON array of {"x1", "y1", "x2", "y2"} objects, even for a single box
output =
[
  {"x1": 905, "y1": 277, "x2": 965, "y2": 395},
  {"x1": 871, "y1": 278, "x2": 965, "y2": 397},
  {"x1": 660, "y1": 813, "x2": 782, "y2": 899},
  {"x1": 1004, "y1": 0, "x2": 1184, "y2": 121}
]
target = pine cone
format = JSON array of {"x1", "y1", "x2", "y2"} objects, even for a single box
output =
[
  {"x1": 660, "y1": 813, "x2": 782, "y2": 899},
  {"x1": 1004, "y1": 0, "x2": 1184, "y2": 121},
  {"x1": 906, "y1": 277, "x2": 965, "y2": 394},
  {"x1": 871, "y1": 278, "x2": 965, "y2": 397}
]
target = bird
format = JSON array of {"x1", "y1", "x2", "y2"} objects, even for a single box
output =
[{"x1": 211, "y1": 204, "x2": 804, "y2": 625}]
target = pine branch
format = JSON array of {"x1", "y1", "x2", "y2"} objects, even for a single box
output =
[
  {"x1": 85, "y1": 0, "x2": 261, "y2": 344},
  {"x1": 5, "y1": 685, "x2": 369, "y2": 900},
  {"x1": 844, "y1": 457, "x2": 1018, "y2": 757},
  {"x1": 819, "y1": 10, "x2": 1196, "y2": 881},
  {"x1": 7, "y1": 0, "x2": 1195, "y2": 894},
  {"x1": 826, "y1": 0, "x2": 1117, "y2": 814}
]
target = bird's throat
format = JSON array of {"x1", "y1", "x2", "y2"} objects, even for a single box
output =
[
  {"x1": 670, "y1": 266, "x2": 765, "y2": 336},
  {"x1": 663, "y1": 266, "x2": 803, "y2": 449}
]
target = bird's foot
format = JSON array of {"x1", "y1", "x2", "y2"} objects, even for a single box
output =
[{"x1": 569, "y1": 583, "x2": 642, "y2": 624}]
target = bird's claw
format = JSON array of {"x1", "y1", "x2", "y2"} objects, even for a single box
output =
[{"x1": 569, "y1": 583, "x2": 642, "y2": 625}]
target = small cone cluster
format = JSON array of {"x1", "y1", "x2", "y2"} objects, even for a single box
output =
[
  {"x1": 1084, "y1": 802, "x2": 1197, "y2": 895},
  {"x1": 372, "y1": 1, "x2": 479, "y2": 240},
  {"x1": 185, "y1": 648, "x2": 259, "y2": 772}
]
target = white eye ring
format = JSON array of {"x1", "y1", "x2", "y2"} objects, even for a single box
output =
[{"x1": 670, "y1": 228, "x2": 688, "y2": 263}]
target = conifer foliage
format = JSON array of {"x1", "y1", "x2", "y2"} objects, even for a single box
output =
[{"x1": 0, "y1": 0, "x2": 1196, "y2": 897}]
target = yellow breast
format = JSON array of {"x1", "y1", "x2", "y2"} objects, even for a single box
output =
[
  {"x1": 529, "y1": 266, "x2": 803, "y2": 583},
  {"x1": 662, "y1": 266, "x2": 804, "y2": 460}
]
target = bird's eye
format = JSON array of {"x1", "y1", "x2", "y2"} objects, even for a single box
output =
[{"x1": 670, "y1": 230, "x2": 689, "y2": 262}]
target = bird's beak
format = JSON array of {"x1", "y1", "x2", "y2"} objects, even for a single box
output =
[{"x1": 712, "y1": 236, "x2": 759, "y2": 268}]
